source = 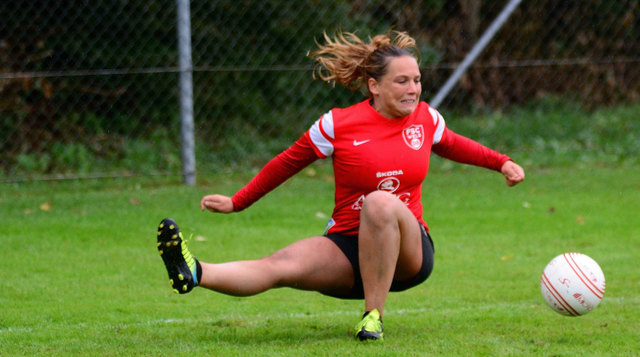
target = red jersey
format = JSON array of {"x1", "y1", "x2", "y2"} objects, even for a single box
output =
[{"x1": 232, "y1": 99, "x2": 511, "y2": 235}]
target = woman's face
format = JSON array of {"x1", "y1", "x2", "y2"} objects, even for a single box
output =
[{"x1": 368, "y1": 55, "x2": 421, "y2": 119}]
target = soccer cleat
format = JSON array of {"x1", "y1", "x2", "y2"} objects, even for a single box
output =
[
  {"x1": 353, "y1": 309, "x2": 384, "y2": 341},
  {"x1": 157, "y1": 218, "x2": 198, "y2": 294}
]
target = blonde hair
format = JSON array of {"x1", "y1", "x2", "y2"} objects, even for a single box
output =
[{"x1": 308, "y1": 30, "x2": 419, "y2": 93}]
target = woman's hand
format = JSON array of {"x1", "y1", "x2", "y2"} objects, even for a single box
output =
[
  {"x1": 200, "y1": 194, "x2": 234, "y2": 213},
  {"x1": 501, "y1": 160, "x2": 525, "y2": 187}
]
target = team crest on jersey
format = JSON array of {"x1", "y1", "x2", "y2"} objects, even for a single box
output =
[{"x1": 402, "y1": 124, "x2": 424, "y2": 150}]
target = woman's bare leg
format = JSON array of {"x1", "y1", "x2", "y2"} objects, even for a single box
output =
[
  {"x1": 357, "y1": 191, "x2": 423, "y2": 316},
  {"x1": 198, "y1": 236, "x2": 355, "y2": 297}
]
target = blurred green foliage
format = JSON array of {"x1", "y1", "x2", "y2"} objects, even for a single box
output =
[{"x1": 1, "y1": 0, "x2": 638, "y2": 179}]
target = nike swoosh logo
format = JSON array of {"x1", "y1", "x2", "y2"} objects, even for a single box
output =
[{"x1": 353, "y1": 139, "x2": 371, "y2": 146}]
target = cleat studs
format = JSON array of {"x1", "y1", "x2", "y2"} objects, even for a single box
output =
[
  {"x1": 159, "y1": 223, "x2": 164, "y2": 229},
  {"x1": 159, "y1": 250, "x2": 163, "y2": 255},
  {"x1": 182, "y1": 285, "x2": 188, "y2": 291},
  {"x1": 173, "y1": 289, "x2": 179, "y2": 294},
  {"x1": 169, "y1": 225, "x2": 175, "y2": 230},
  {"x1": 157, "y1": 231, "x2": 161, "y2": 236},
  {"x1": 156, "y1": 242, "x2": 161, "y2": 247},
  {"x1": 178, "y1": 274, "x2": 184, "y2": 280},
  {"x1": 172, "y1": 234, "x2": 178, "y2": 239},
  {"x1": 166, "y1": 242, "x2": 172, "y2": 247},
  {"x1": 172, "y1": 241, "x2": 178, "y2": 246}
]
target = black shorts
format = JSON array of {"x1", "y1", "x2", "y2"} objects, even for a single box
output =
[{"x1": 323, "y1": 222, "x2": 435, "y2": 299}]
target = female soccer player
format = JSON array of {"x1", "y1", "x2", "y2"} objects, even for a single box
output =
[{"x1": 156, "y1": 30, "x2": 525, "y2": 341}]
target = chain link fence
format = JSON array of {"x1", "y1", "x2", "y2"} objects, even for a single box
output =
[{"x1": 1, "y1": 0, "x2": 638, "y2": 182}]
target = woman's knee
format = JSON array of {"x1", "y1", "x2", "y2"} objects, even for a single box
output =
[{"x1": 361, "y1": 191, "x2": 403, "y2": 223}]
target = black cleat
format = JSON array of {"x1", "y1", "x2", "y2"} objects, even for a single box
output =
[{"x1": 157, "y1": 218, "x2": 198, "y2": 294}]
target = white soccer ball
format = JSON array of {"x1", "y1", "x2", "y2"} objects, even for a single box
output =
[{"x1": 540, "y1": 252, "x2": 606, "y2": 316}]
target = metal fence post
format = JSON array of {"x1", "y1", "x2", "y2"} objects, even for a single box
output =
[
  {"x1": 176, "y1": 0, "x2": 196, "y2": 185},
  {"x1": 429, "y1": 0, "x2": 522, "y2": 108}
]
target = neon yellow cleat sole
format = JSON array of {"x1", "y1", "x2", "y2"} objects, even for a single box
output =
[{"x1": 157, "y1": 218, "x2": 198, "y2": 294}]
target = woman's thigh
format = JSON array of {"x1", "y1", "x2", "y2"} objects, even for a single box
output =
[{"x1": 267, "y1": 235, "x2": 355, "y2": 297}]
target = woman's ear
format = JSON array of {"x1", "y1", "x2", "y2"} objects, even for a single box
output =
[{"x1": 368, "y1": 77, "x2": 379, "y2": 96}]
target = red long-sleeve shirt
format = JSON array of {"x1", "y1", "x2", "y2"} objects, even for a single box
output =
[{"x1": 232, "y1": 100, "x2": 510, "y2": 235}]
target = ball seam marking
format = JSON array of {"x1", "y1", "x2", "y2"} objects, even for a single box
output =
[
  {"x1": 564, "y1": 253, "x2": 604, "y2": 299},
  {"x1": 542, "y1": 272, "x2": 579, "y2": 316}
]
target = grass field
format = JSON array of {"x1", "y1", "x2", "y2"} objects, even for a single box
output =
[
  {"x1": 1, "y1": 157, "x2": 639, "y2": 355},
  {"x1": 2, "y1": 100, "x2": 639, "y2": 355}
]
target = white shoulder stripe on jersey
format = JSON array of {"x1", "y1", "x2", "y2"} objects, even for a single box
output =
[
  {"x1": 320, "y1": 110, "x2": 335, "y2": 139},
  {"x1": 308, "y1": 111, "x2": 334, "y2": 157},
  {"x1": 428, "y1": 107, "x2": 446, "y2": 144}
]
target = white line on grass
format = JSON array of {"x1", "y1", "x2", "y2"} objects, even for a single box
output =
[{"x1": 1, "y1": 296, "x2": 634, "y2": 336}]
